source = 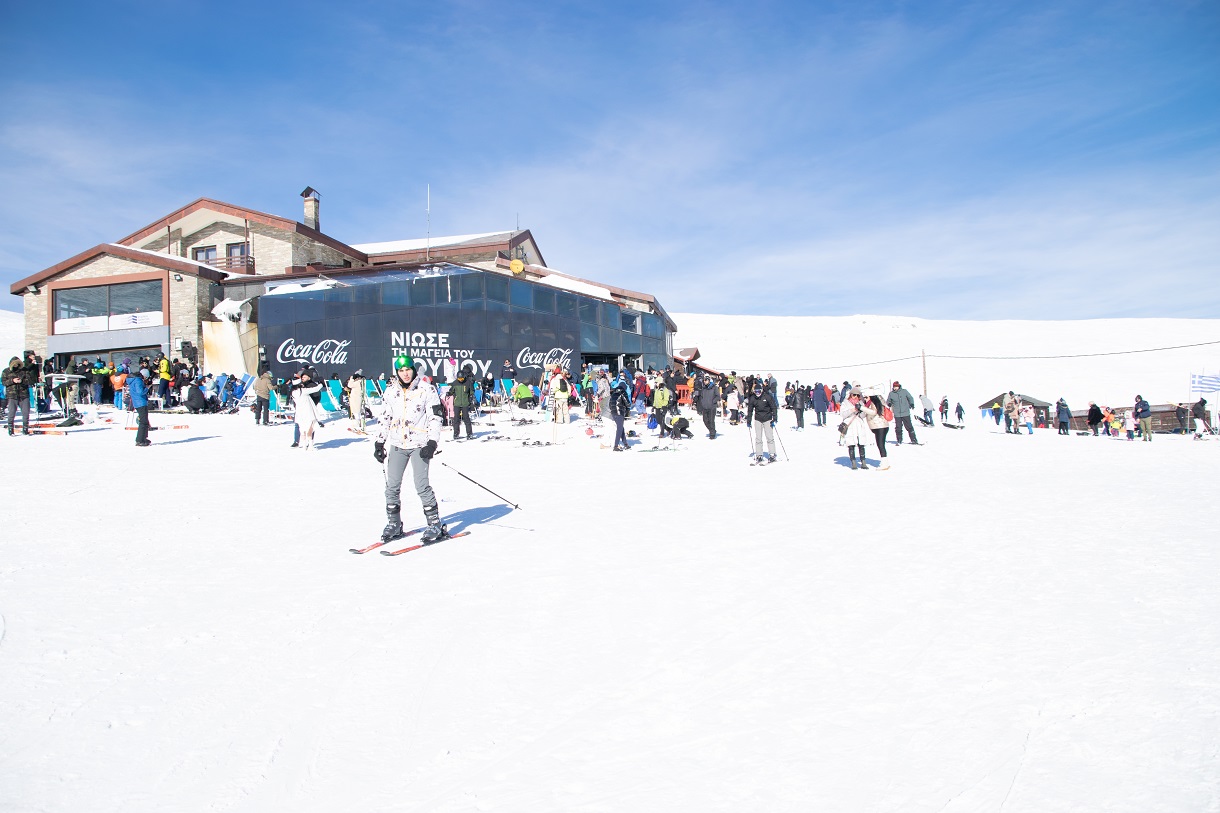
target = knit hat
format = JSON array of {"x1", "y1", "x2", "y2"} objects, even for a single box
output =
[{"x1": 892, "y1": 381, "x2": 900, "y2": 388}]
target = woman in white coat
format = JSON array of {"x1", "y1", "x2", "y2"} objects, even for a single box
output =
[
  {"x1": 838, "y1": 388, "x2": 875, "y2": 470},
  {"x1": 293, "y1": 372, "x2": 323, "y2": 449}
]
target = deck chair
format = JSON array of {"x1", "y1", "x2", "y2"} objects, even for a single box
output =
[
  {"x1": 213, "y1": 374, "x2": 230, "y2": 406},
  {"x1": 327, "y1": 380, "x2": 344, "y2": 410},
  {"x1": 318, "y1": 386, "x2": 342, "y2": 415},
  {"x1": 269, "y1": 388, "x2": 291, "y2": 421},
  {"x1": 234, "y1": 373, "x2": 255, "y2": 401}
]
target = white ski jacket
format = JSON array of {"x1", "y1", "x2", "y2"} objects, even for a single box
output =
[{"x1": 375, "y1": 376, "x2": 442, "y2": 450}]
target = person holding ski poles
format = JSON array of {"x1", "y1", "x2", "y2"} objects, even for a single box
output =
[
  {"x1": 373, "y1": 355, "x2": 444, "y2": 543},
  {"x1": 745, "y1": 379, "x2": 779, "y2": 463}
]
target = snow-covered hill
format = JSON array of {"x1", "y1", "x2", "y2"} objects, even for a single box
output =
[
  {"x1": 2, "y1": 311, "x2": 1219, "y2": 812},
  {"x1": 0, "y1": 307, "x2": 23, "y2": 363},
  {"x1": 674, "y1": 313, "x2": 1220, "y2": 409}
]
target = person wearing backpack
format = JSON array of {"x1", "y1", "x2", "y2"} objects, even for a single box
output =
[
  {"x1": 609, "y1": 372, "x2": 632, "y2": 450},
  {"x1": 450, "y1": 368, "x2": 476, "y2": 440},
  {"x1": 548, "y1": 366, "x2": 570, "y2": 425},
  {"x1": 652, "y1": 380, "x2": 672, "y2": 437}
]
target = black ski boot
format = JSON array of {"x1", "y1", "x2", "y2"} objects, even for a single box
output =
[
  {"x1": 848, "y1": 447, "x2": 858, "y2": 470},
  {"x1": 381, "y1": 503, "x2": 405, "y2": 542},
  {"x1": 420, "y1": 502, "x2": 446, "y2": 543},
  {"x1": 857, "y1": 446, "x2": 870, "y2": 469}
]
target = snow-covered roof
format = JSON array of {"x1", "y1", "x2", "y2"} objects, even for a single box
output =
[
  {"x1": 351, "y1": 232, "x2": 514, "y2": 255},
  {"x1": 531, "y1": 270, "x2": 614, "y2": 300}
]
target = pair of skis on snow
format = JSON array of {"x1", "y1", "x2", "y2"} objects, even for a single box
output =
[{"x1": 349, "y1": 526, "x2": 471, "y2": 556}]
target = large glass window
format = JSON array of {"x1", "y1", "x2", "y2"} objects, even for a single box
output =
[
  {"x1": 192, "y1": 246, "x2": 216, "y2": 263},
  {"x1": 409, "y1": 278, "x2": 435, "y2": 306},
  {"x1": 620, "y1": 310, "x2": 640, "y2": 333},
  {"x1": 622, "y1": 332, "x2": 642, "y2": 354},
  {"x1": 578, "y1": 298, "x2": 599, "y2": 323},
  {"x1": 381, "y1": 281, "x2": 410, "y2": 306},
  {"x1": 486, "y1": 274, "x2": 509, "y2": 303},
  {"x1": 435, "y1": 276, "x2": 458, "y2": 305},
  {"x1": 532, "y1": 287, "x2": 555, "y2": 314},
  {"x1": 511, "y1": 312, "x2": 533, "y2": 342},
  {"x1": 460, "y1": 274, "x2": 484, "y2": 301},
  {"x1": 580, "y1": 323, "x2": 599, "y2": 352},
  {"x1": 487, "y1": 312, "x2": 512, "y2": 349},
  {"x1": 510, "y1": 280, "x2": 532, "y2": 309},
  {"x1": 56, "y1": 281, "x2": 162, "y2": 319},
  {"x1": 556, "y1": 293, "x2": 577, "y2": 320},
  {"x1": 600, "y1": 302, "x2": 619, "y2": 328},
  {"x1": 599, "y1": 326, "x2": 621, "y2": 353},
  {"x1": 642, "y1": 314, "x2": 663, "y2": 338},
  {"x1": 55, "y1": 286, "x2": 108, "y2": 321}
]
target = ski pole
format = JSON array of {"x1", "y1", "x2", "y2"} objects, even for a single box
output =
[
  {"x1": 439, "y1": 461, "x2": 521, "y2": 510},
  {"x1": 774, "y1": 424, "x2": 789, "y2": 461}
]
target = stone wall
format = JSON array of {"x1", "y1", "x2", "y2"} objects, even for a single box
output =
[{"x1": 22, "y1": 290, "x2": 47, "y2": 358}]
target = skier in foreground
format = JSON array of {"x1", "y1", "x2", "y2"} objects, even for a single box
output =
[
  {"x1": 745, "y1": 379, "x2": 779, "y2": 463},
  {"x1": 374, "y1": 355, "x2": 445, "y2": 543}
]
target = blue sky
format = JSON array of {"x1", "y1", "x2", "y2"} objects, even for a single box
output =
[{"x1": 1, "y1": 0, "x2": 1217, "y2": 318}]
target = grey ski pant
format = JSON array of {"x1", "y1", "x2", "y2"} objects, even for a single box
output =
[
  {"x1": 384, "y1": 445, "x2": 437, "y2": 516},
  {"x1": 752, "y1": 420, "x2": 776, "y2": 456},
  {"x1": 7, "y1": 396, "x2": 30, "y2": 432}
]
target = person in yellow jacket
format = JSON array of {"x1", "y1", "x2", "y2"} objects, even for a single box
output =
[
  {"x1": 154, "y1": 353, "x2": 172, "y2": 405},
  {"x1": 652, "y1": 381, "x2": 671, "y2": 437}
]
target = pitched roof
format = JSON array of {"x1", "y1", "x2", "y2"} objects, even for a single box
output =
[
  {"x1": 9, "y1": 243, "x2": 228, "y2": 295},
  {"x1": 353, "y1": 229, "x2": 546, "y2": 268},
  {"x1": 115, "y1": 197, "x2": 369, "y2": 264}
]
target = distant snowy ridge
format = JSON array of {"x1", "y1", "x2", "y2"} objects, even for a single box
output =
[
  {"x1": 673, "y1": 313, "x2": 1220, "y2": 409},
  {"x1": 0, "y1": 308, "x2": 23, "y2": 364}
]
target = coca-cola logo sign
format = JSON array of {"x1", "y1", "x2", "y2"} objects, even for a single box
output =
[
  {"x1": 277, "y1": 338, "x2": 351, "y2": 366},
  {"x1": 516, "y1": 346, "x2": 572, "y2": 372}
]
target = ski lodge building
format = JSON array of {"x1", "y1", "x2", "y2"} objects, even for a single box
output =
[{"x1": 9, "y1": 190, "x2": 676, "y2": 383}]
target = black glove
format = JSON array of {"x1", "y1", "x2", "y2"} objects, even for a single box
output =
[
  {"x1": 419, "y1": 439, "x2": 437, "y2": 461},
  {"x1": 373, "y1": 441, "x2": 386, "y2": 463}
]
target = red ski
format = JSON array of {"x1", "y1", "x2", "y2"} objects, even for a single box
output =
[
  {"x1": 349, "y1": 527, "x2": 423, "y2": 554},
  {"x1": 379, "y1": 531, "x2": 471, "y2": 556}
]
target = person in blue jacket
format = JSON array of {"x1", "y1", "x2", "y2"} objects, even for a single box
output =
[{"x1": 128, "y1": 368, "x2": 152, "y2": 446}]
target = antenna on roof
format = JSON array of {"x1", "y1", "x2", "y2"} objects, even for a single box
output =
[{"x1": 426, "y1": 184, "x2": 431, "y2": 263}]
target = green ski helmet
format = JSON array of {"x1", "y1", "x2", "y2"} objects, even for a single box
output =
[{"x1": 393, "y1": 354, "x2": 416, "y2": 373}]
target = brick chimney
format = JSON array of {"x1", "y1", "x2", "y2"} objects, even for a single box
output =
[{"x1": 301, "y1": 186, "x2": 320, "y2": 231}]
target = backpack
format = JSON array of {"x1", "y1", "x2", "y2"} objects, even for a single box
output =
[
  {"x1": 647, "y1": 414, "x2": 658, "y2": 429},
  {"x1": 558, "y1": 377, "x2": 569, "y2": 394}
]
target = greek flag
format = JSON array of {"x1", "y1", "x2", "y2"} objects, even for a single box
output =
[{"x1": 1191, "y1": 374, "x2": 1220, "y2": 393}]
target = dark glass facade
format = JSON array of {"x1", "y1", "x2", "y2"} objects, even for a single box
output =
[{"x1": 254, "y1": 265, "x2": 672, "y2": 383}]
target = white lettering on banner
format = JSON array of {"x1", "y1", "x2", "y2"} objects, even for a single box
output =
[
  {"x1": 276, "y1": 338, "x2": 351, "y2": 366},
  {"x1": 516, "y1": 347, "x2": 573, "y2": 372},
  {"x1": 390, "y1": 331, "x2": 451, "y2": 349}
]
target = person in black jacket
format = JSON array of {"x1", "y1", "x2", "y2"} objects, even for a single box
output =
[
  {"x1": 1191, "y1": 398, "x2": 1211, "y2": 435},
  {"x1": 3, "y1": 356, "x2": 32, "y2": 435},
  {"x1": 792, "y1": 382, "x2": 808, "y2": 429},
  {"x1": 609, "y1": 372, "x2": 632, "y2": 450},
  {"x1": 499, "y1": 360, "x2": 517, "y2": 400},
  {"x1": 694, "y1": 374, "x2": 720, "y2": 439},
  {"x1": 745, "y1": 380, "x2": 779, "y2": 462},
  {"x1": 449, "y1": 368, "x2": 475, "y2": 440},
  {"x1": 1086, "y1": 402, "x2": 1103, "y2": 435}
]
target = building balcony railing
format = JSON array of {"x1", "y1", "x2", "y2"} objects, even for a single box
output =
[{"x1": 204, "y1": 255, "x2": 257, "y2": 273}]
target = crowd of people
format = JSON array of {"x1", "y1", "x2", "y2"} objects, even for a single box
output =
[{"x1": 5, "y1": 348, "x2": 1216, "y2": 457}]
